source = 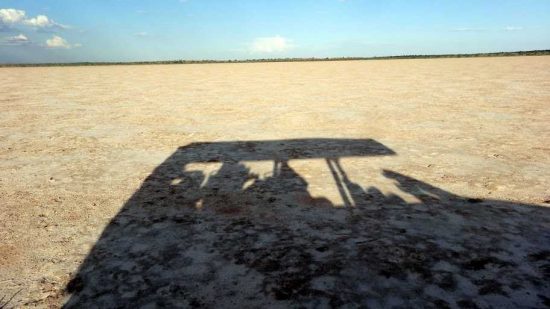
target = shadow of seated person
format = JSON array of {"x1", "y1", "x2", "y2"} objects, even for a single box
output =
[
  {"x1": 200, "y1": 161, "x2": 258, "y2": 213},
  {"x1": 244, "y1": 160, "x2": 333, "y2": 210}
]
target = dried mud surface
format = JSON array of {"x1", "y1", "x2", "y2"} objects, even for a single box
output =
[{"x1": 1, "y1": 57, "x2": 549, "y2": 308}]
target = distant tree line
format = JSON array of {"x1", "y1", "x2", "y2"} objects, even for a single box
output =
[{"x1": 1, "y1": 49, "x2": 549, "y2": 67}]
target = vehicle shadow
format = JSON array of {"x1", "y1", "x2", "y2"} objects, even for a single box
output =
[{"x1": 64, "y1": 139, "x2": 549, "y2": 308}]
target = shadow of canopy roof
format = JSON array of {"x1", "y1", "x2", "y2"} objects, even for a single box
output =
[{"x1": 178, "y1": 138, "x2": 396, "y2": 162}]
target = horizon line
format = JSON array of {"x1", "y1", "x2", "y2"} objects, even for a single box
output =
[{"x1": 1, "y1": 49, "x2": 549, "y2": 67}]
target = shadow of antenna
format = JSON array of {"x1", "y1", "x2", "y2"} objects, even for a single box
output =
[{"x1": 0, "y1": 289, "x2": 22, "y2": 309}]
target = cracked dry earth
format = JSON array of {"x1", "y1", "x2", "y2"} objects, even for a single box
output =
[{"x1": 1, "y1": 56, "x2": 550, "y2": 308}]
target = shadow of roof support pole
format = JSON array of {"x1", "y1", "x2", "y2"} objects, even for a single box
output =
[{"x1": 326, "y1": 158, "x2": 352, "y2": 208}]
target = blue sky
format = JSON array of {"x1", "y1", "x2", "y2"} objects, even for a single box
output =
[{"x1": 1, "y1": 0, "x2": 549, "y2": 63}]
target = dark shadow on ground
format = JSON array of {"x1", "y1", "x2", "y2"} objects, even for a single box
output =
[{"x1": 64, "y1": 139, "x2": 550, "y2": 308}]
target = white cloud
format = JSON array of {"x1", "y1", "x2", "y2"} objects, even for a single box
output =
[
  {"x1": 24, "y1": 15, "x2": 53, "y2": 27},
  {"x1": 25, "y1": 14, "x2": 68, "y2": 29},
  {"x1": 504, "y1": 26, "x2": 523, "y2": 31},
  {"x1": 8, "y1": 33, "x2": 28, "y2": 42},
  {"x1": 0, "y1": 8, "x2": 25, "y2": 24},
  {"x1": 135, "y1": 32, "x2": 148, "y2": 37},
  {"x1": 0, "y1": 8, "x2": 68, "y2": 29},
  {"x1": 45, "y1": 35, "x2": 80, "y2": 49},
  {"x1": 1, "y1": 33, "x2": 29, "y2": 45},
  {"x1": 250, "y1": 36, "x2": 292, "y2": 53}
]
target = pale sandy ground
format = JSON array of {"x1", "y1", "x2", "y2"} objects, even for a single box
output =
[{"x1": 0, "y1": 56, "x2": 549, "y2": 308}]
